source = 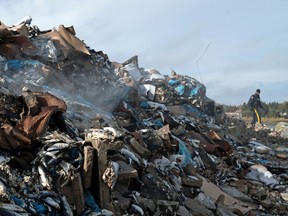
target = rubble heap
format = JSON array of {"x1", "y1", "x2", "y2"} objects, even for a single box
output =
[{"x1": 0, "y1": 16, "x2": 288, "y2": 216}]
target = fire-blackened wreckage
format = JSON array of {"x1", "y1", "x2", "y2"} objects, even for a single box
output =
[{"x1": 0, "y1": 16, "x2": 288, "y2": 216}]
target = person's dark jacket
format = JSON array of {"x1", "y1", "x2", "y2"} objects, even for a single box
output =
[{"x1": 248, "y1": 93, "x2": 262, "y2": 110}]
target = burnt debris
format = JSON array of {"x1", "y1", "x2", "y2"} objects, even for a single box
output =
[{"x1": 0, "y1": 16, "x2": 288, "y2": 216}]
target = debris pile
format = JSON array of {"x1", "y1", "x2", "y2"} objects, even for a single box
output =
[{"x1": 0, "y1": 16, "x2": 288, "y2": 215}]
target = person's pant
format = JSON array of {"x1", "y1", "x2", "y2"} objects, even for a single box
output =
[{"x1": 251, "y1": 108, "x2": 261, "y2": 125}]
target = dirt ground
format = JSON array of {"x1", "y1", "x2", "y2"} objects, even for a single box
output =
[{"x1": 242, "y1": 117, "x2": 288, "y2": 127}]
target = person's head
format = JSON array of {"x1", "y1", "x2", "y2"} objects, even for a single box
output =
[{"x1": 256, "y1": 89, "x2": 261, "y2": 94}]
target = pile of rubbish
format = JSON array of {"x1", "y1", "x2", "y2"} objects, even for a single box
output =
[{"x1": 0, "y1": 16, "x2": 288, "y2": 216}]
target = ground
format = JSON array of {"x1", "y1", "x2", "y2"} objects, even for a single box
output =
[{"x1": 242, "y1": 117, "x2": 288, "y2": 127}]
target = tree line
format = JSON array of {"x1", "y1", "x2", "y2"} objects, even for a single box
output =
[{"x1": 224, "y1": 101, "x2": 288, "y2": 118}]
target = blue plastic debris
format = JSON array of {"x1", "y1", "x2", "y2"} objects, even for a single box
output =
[
  {"x1": 153, "y1": 119, "x2": 164, "y2": 128},
  {"x1": 175, "y1": 84, "x2": 185, "y2": 96},
  {"x1": 172, "y1": 135, "x2": 194, "y2": 166},
  {"x1": 190, "y1": 86, "x2": 200, "y2": 97},
  {"x1": 31, "y1": 201, "x2": 47, "y2": 215},
  {"x1": 140, "y1": 101, "x2": 150, "y2": 109},
  {"x1": 168, "y1": 79, "x2": 181, "y2": 86},
  {"x1": 182, "y1": 103, "x2": 206, "y2": 118},
  {"x1": 84, "y1": 191, "x2": 101, "y2": 213},
  {"x1": 5, "y1": 60, "x2": 43, "y2": 71},
  {"x1": 11, "y1": 196, "x2": 26, "y2": 208}
]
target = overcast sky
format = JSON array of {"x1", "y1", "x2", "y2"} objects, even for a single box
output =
[{"x1": 1, "y1": 0, "x2": 287, "y2": 105}]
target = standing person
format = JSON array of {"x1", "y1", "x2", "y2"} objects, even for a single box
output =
[{"x1": 248, "y1": 89, "x2": 263, "y2": 128}]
